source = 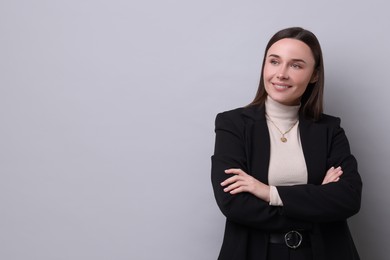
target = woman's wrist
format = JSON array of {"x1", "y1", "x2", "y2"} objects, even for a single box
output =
[{"x1": 254, "y1": 182, "x2": 270, "y2": 202}]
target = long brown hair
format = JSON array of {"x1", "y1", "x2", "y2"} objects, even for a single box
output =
[{"x1": 248, "y1": 27, "x2": 325, "y2": 121}]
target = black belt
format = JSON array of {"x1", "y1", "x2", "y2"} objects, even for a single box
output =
[{"x1": 269, "y1": 230, "x2": 310, "y2": 249}]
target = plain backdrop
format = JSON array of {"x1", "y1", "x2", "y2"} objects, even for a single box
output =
[{"x1": 1, "y1": 0, "x2": 389, "y2": 259}]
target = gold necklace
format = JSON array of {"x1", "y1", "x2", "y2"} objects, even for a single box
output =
[{"x1": 266, "y1": 114, "x2": 298, "y2": 143}]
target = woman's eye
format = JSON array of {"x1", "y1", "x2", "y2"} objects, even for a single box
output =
[
  {"x1": 291, "y1": 63, "x2": 302, "y2": 69},
  {"x1": 270, "y1": 60, "x2": 279, "y2": 65}
]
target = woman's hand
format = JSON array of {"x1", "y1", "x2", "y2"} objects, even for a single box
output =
[
  {"x1": 221, "y1": 168, "x2": 270, "y2": 202},
  {"x1": 322, "y1": 166, "x2": 343, "y2": 185}
]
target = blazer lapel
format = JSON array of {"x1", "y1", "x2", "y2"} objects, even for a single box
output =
[
  {"x1": 242, "y1": 106, "x2": 271, "y2": 184},
  {"x1": 299, "y1": 115, "x2": 327, "y2": 184}
]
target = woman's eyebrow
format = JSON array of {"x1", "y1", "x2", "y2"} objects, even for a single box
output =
[{"x1": 267, "y1": 54, "x2": 307, "y2": 64}]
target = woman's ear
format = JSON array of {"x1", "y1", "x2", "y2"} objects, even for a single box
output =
[{"x1": 310, "y1": 70, "x2": 319, "y2": 83}]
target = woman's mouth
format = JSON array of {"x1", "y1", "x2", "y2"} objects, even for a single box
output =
[{"x1": 272, "y1": 83, "x2": 291, "y2": 89}]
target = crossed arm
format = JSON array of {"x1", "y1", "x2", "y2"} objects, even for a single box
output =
[
  {"x1": 212, "y1": 111, "x2": 361, "y2": 228},
  {"x1": 221, "y1": 166, "x2": 343, "y2": 203}
]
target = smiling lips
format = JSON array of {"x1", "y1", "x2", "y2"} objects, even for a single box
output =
[{"x1": 272, "y1": 83, "x2": 292, "y2": 90}]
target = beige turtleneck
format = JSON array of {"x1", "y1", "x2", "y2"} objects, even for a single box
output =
[{"x1": 265, "y1": 96, "x2": 308, "y2": 206}]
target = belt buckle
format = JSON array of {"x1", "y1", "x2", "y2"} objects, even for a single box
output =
[{"x1": 284, "y1": 230, "x2": 302, "y2": 249}]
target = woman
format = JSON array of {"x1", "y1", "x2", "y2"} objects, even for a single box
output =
[{"x1": 211, "y1": 27, "x2": 362, "y2": 260}]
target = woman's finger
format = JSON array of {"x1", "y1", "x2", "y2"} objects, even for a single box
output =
[
  {"x1": 229, "y1": 186, "x2": 247, "y2": 194},
  {"x1": 221, "y1": 175, "x2": 239, "y2": 186},
  {"x1": 322, "y1": 166, "x2": 343, "y2": 184},
  {"x1": 223, "y1": 181, "x2": 245, "y2": 193},
  {"x1": 225, "y1": 168, "x2": 246, "y2": 175}
]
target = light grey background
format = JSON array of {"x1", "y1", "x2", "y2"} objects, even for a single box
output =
[{"x1": 1, "y1": 0, "x2": 389, "y2": 259}]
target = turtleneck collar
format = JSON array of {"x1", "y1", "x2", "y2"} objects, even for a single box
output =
[{"x1": 265, "y1": 96, "x2": 300, "y2": 121}]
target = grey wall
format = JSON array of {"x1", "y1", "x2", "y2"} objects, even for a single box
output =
[{"x1": 1, "y1": 0, "x2": 389, "y2": 259}]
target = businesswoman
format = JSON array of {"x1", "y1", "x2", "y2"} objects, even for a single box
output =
[{"x1": 211, "y1": 27, "x2": 362, "y2": 260}]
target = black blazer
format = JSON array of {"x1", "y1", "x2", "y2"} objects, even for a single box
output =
[{"x1": 211, "y1": 105, "x2": 362, "y2": 260}]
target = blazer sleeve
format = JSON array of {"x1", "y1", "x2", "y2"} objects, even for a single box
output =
[
  {"x1": 211, "y1": 111, "x2": 312, "y2": 231},
  {"x1": 277, "y1": 117, "x2": 362, "y2": 223}
]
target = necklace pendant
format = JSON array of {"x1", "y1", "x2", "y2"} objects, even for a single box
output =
[{"x1": 281, "y1": 137, "x2": 287, "y2": 143}]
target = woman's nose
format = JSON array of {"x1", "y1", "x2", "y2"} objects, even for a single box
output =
[{"x1": 276, "y1": 66, "x2": 289, "y2": 80}]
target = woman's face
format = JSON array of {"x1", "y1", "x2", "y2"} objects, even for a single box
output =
[{"x1": 263, "y1": 38, "x2": 317, "y2": 106}]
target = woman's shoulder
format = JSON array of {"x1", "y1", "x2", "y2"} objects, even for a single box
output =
[
  {"x1": 216, "y1": 107, "x2": 246, "y2": 118},
  {"x1": 216, "y1": 105, "x2": 264, "y2": 120},
  {"x1": 316, "y1": 113, "x2": 342, "y2": 128},
  {"x1": 215, "y1": 107, "x2": 246, "y2": 129},
  {"x1": 214, "y1": 106, "x2": 262, "y2": 131}
]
